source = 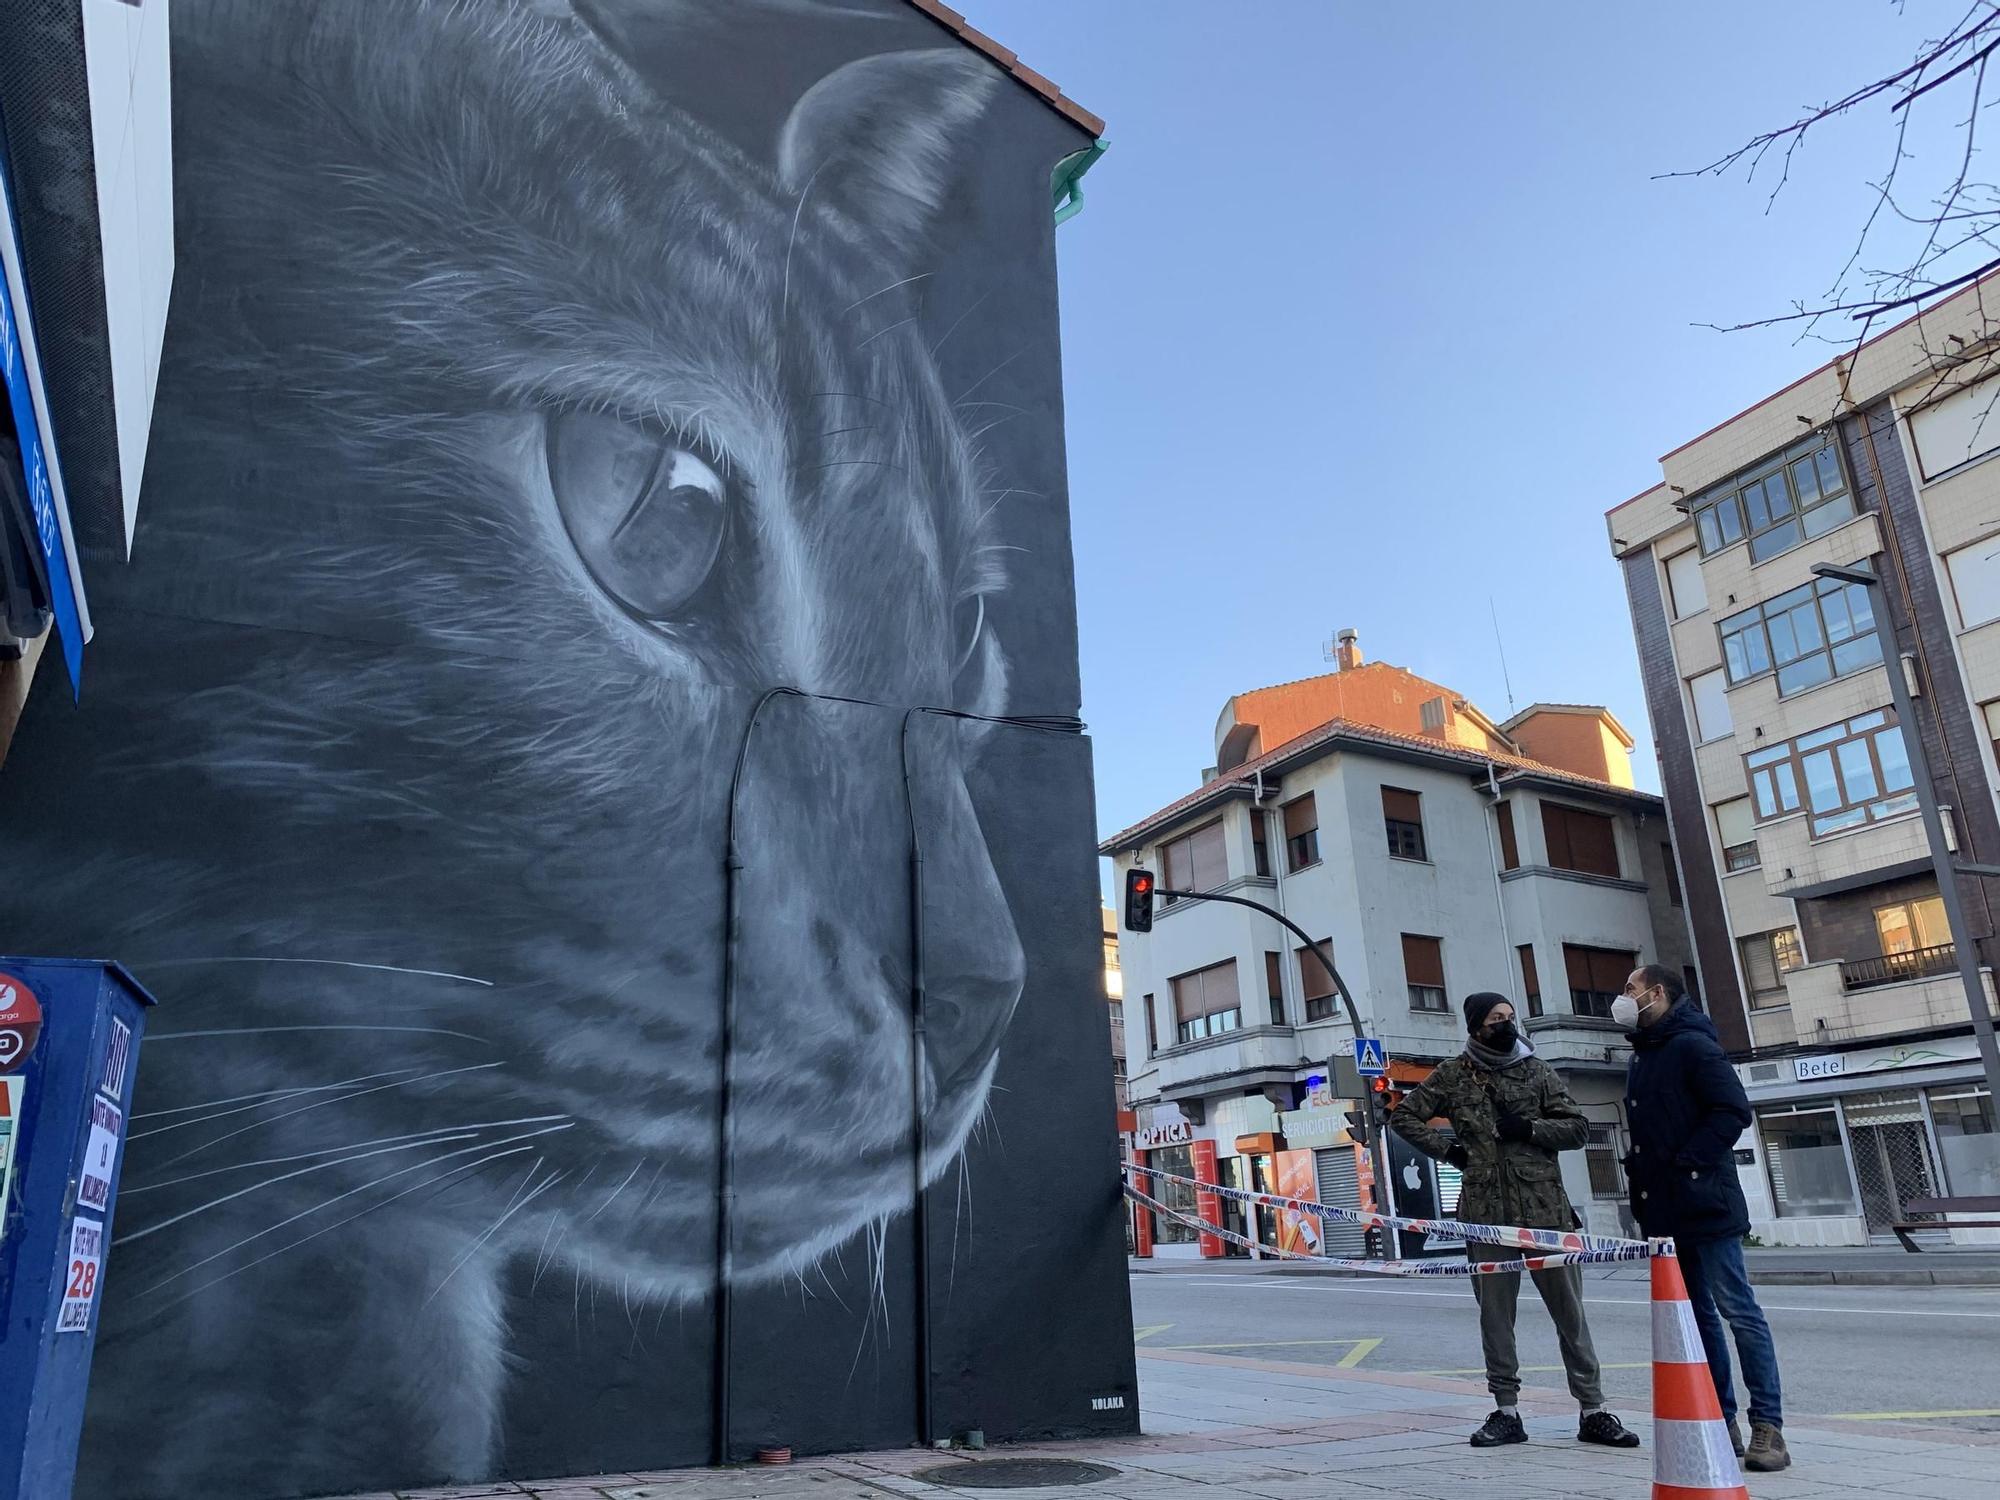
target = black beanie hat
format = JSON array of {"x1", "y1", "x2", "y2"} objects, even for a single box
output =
[{"x1": 1463, "y1": 991, "x2": 1510, "y2": 1032}]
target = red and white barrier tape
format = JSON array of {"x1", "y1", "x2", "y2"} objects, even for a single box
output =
[
  {"x1": 1126, "y1": 1161, "x2": 1655, "y2": 1256},
  {"x1": 1122, "y1": 1181, "x2": 1660, "y2": 1276}
]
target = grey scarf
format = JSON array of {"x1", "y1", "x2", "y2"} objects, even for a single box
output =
[{"x1": 1465, "y1": 1034, "x2": 1535, "y2": 1072}]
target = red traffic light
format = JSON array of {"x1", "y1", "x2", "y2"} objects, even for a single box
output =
[
  {"x1": 1123, "y1": 868, "x2": 1156, "y2": 933},
  {"x1": 1371, "y1": 1076, "x2": 1389, "y2": 1092}
]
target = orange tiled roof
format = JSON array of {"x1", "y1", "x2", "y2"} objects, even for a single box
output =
[
  {"x1": 1098, "y1": 715, "x2": 1658, "y2": 854},
  {"x1": 904, "y1": 0, "x2": 1106, "y2": 137}
]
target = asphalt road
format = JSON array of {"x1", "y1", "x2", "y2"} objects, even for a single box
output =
[{"x1": 1131, "y1": 1265, "x2": 2000, "y2": 1435}]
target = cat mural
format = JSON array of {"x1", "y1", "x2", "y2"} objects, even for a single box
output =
[{"x1": 0, "y1": 2, "x2": 1126, "y2": 1495}]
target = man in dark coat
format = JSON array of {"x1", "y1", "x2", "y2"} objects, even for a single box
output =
[
  {"x1": 1393, "y1": 991, "x2": 1640, "y2": 1451},
  {"x1": 1618, "y1": 964, "x2": 1788, "y2": 1472}
]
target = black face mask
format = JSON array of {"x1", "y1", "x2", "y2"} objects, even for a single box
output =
[{"x1": 1480, "y1": 1020, "x2": 1519, "y2": 1049}]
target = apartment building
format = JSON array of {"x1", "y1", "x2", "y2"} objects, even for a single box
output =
[
  {"x1": 1103, "y1": 634, "x2": 1692, "y2": 1253},
  {"x1": 1609, "y1": 282, "x2": 2000, "y2": 1246}
]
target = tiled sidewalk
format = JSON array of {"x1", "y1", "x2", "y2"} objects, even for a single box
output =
[{"x1": 335, "y1": 1347, "x2": 1997, "y2": 1500}]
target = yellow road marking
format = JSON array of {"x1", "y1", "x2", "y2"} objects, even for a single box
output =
[
  {"x1": 1828, "y1": 1409, "x2": 2000, "y2": 1421},
  {"x1": 1132, "y1": 1323, "x2": 1173, "y2": 1344},
  {"x1": 1337, "y1": 1337, "x2": 1382, "y2": 1368},
  {"x1": 1158, "y1": 1336, "x2": 1381, "y2": 1370}
]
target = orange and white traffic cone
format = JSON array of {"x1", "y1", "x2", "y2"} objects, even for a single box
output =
[{"x1": 1650, "y1": 1248, "x2": 1749, "y2": 1499}]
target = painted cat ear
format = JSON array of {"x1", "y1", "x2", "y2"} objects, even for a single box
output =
[{"x1": 778, "y1": 49, "x2": 998, "y2": 250}]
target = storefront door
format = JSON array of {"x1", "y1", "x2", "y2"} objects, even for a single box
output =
[{"x1": 1845, "y1": 1090, "x2": 1941, "y2": 1236}]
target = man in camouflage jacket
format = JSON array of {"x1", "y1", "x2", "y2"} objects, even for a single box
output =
[{"x1": 1391, "y1": 991, "x2": 1640, "y2": 1451}]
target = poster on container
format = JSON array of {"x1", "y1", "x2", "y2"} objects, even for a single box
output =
[
  {"x1": 57, "y1": 1216, "x2": 104, "y2": 1332},
  {"x1": 1272, "y1": 1149, "x2": 1322, "y2": 1255},
  {"x1": 0, "y1": 1075, "x2": 21, "y2": 1245},
  {"x1": 77, "y1": 1094, "x2": 121, "y2": 1215}
]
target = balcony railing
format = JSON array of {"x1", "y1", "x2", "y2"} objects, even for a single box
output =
[{"x1": 1840, "y1": 944, "x2": 1959, "y2": 991}]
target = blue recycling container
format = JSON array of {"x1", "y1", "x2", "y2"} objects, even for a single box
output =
[{"x1": 0, "y1": 958, "x2": 156, "y2": 1500}]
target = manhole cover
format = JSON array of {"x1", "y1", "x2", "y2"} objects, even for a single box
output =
[{"x1": 913, "y1": 1459, "x2": 1119, "y2": 1489}]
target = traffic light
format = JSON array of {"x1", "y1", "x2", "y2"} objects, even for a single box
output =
[
  {"x1": 1371, "y1": 1076, "x2": 1404, "y2": 1114},
  {"x1": 1123, "y1": 868, "x2": 1156, "y2": 932},
  {"x1": 1342, "y1": 1109, "x2": 1367, "y2": 1137}
]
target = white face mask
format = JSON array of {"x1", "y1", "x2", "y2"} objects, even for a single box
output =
[{"x1": 1610, "y1": 995, "x2": 1642, "y2": 1030}]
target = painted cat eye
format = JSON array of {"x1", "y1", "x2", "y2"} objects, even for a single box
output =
[{"x1": 546, "y1": 409, "x2": 730, "y2": 621}]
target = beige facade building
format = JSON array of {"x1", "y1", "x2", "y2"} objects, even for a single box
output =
[
  {"x1": 1610, "y1": 280, "x2": 2000, "y2": 1245},
  {"x1": 1103, "y1": 636, "x2": 1691, "y2": 1253}
]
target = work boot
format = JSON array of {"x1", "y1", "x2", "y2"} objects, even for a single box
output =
[
  {"x1": 1726, "y1": 1417, "x2": 1744, "y2": 1457},
  {"x1": 1744, "y1": 1422, "x2": 1790, "y2": 1472},
  {"x1": 1469, "y1": 1410, "x2": 1528, "y2": 1448},
  {"x1": 1577, "y1": 1411, "x2": 1641, "y2": 1448}
]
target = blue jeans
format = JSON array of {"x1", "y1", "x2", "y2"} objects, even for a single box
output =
[{"x1": 1677, "y1": 1234, "x2": 1783, "y2": 1429}]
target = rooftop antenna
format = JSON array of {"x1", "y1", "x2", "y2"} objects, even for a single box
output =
[
  {"x1": 1489, "y1": 597, "x2": 1516, "y2": 713},
  {"x1": 1321, "y1": 629, "x2": 1338, "y2": 663}
]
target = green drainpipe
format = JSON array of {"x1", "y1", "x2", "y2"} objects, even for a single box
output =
[{"x1": 1051, "y1": 139, "x2": 1107, "y2": 226}]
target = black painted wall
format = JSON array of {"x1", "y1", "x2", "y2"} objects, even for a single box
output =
[{"x1": 0, "y1": 4, "x2": 1135, "y2": 1496}]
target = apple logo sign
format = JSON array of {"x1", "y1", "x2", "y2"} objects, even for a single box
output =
[{"x1": 1402, "y1": 1160, "x2": 1423, "y2": 1193}]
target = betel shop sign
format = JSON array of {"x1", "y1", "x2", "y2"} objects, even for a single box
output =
[{"x1": 1135, "y1": 1120, "x2": 1191, "y2": 1149}]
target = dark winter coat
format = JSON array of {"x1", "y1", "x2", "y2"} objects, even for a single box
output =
[
  {"x1": 1390, "y1": 1050, "x2": 1587, "y2": 1231},
  {"x1": 1623, "y1": 1000, "x2": 1754, "y2": 1241}
]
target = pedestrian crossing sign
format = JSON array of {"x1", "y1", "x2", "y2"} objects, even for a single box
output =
[{"x1": 1353, "y1": 1038, "x2": 1387, "y2": 1077}]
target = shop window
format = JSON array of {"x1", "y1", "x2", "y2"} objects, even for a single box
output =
[
  {"x1": 1563, "y1": 944, "x2": 1636, "y2": 1019},
  {"x1": 1586, "y1": 1124, "x2": 1626, "y2": 1197},
  {"x1": 1148, "y1": 1143, "x2": 1198, "y2": 1244},
  {"x1": 1297, "y1": 941, "x2": 1337, "y2": 1022},
  {"x1": 1161, "y1": 820, "x2": 1228, "y2": 903},
  {"x1": 1402, "y1": 934, "x2": 1447, "y2": 1013},
  {"x1": 1382, "y1": 786, "x2": 1427, "y2": 861},
  {"x1": 1928, "y1": 1086, "x2": 2000, "y2": 1196},
  {"x1": 1758, "y1": 1105, "x2": 1858, "y2": 1218},
  {"x1": 1543, "y1": 803, "x2": 1620, "y2": 878},
  {"x1": 1171, "y1": 959, "x2": 1241, "y2": 1044},
  {"x1": 1283, "y1": 793, "x2": 1321, "y2": 872}
]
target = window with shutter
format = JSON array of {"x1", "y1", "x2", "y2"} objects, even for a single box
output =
[
  {"x1": 1496, "y1": 801, "x2": 1520, "y2": 870},
  {"x1": 1716, "y1": 797, "x2": 1759, "y2": 872},
  {"x1": 1251, "y1": 809, "x2": 1271, "y2": 878},
  {"x1": 1160, "y1": 820, "x2": 1229, "y2": 901},
  {"x1": 1297, "y1": 941, "x2": 1336, "y2": 1022},
  {"x1": 1264, "y1": 951, "x2": 1285, "y2": 1026},
  {"x1": 1737, "y1": 931, "x2": 1794, "y2": 1010},
  {"x1": 1562, "y1": 944, "x2": 1636, "y2": 1018},
  {"x1": 1518, "y1": 944, "x2": 1541, "y2": 1018},
  {"x1": 1543, "y1": 803, "x2": 1620, "y2": 877},
  {"x1": 1283, "y1": 793, "x2": 1320, "y2": 871},
  {"x1": 1382, "y1": 786, "x2": 1427, "y2": 861},
  {"x1": 1170, "y1": 960, "x2": 1241, "y2": 1043},
  {"x1": 1402, "y1": 934, "x2": 1447, "y2": 1013}
]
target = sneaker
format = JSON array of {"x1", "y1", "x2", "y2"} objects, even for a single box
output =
[
  {"x1": 1469, "y1": 1409, "x2": 1529, "y2": 1448},
  {"x1": 1744, "y1": 1422, "x2": 1790, "y2": 1472},
  {"x1": 1726, "y1": 1417, "x2": 1744, "y2": 1457},
  {"x1": 1577, "y1": 1411, "x2": 1641, "y2": 1449}
]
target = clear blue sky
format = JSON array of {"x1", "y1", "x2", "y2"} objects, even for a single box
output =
[{"x1": 986, "y1": 1, "x2": 1962, "y2": 854}]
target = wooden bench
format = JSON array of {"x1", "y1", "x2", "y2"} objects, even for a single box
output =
[{"x1": 1892, "y1": 1195, "x2": 2000, "y2": 1251}]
